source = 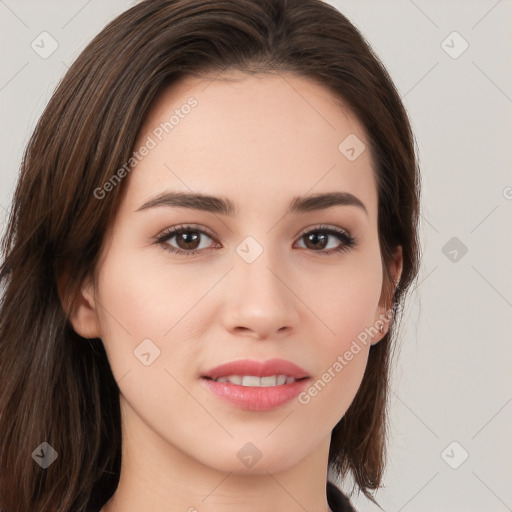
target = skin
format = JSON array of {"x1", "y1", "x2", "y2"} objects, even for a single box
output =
[{"x1": 70, "y1": 71, "x2": 402, "y2": 512}]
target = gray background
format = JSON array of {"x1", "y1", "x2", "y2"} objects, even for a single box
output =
[{"x1": 1, "y1": 1, "x2": 511, "y2": 511}]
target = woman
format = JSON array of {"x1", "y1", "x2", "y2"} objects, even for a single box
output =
[{"x1": 0, "y1": 1, "x2": 421, "y2": 511}]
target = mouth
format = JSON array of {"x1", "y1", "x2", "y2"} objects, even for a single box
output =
[
  {"x1": 200, "y1": 358, "x2": 311, "y2": 411},
  {"x1": 200, "y1": 376, "x2": 310, "y2": 411},
  {"x1": 202, "y1": 375, "x2": 308, "y2": 386},
  {"x1": 201, "y1": 357, "x2": 310, "y2": 381}
]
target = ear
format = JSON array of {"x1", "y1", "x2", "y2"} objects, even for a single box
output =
[
  {"x1": 371, "y1": 245, "x2": 403, "y2": 345},
  {"x1": 58, "y1": 270, "x2": 102, "y2": 339}
]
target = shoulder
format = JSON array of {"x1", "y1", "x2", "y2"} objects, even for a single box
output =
[{"x1": 327, "y1": 481, "x2": 358, "y2": 512}]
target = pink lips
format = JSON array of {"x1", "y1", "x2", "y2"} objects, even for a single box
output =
[
  {"x1": 200, "y1": 358, "x2": 310, "y2": 411},
  {"x1": 201, "y1": 358, "x2": 310, "y2": 380}
]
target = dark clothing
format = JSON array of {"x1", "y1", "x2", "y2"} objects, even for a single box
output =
[{"x1": 327, "y1": 481, "x2": 357, "y2": 511}]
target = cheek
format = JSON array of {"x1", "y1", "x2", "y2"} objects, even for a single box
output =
[
  {"x1": 308, "y1": 252, "x2": 383, "y2": 347},
  {"x1": 298, "y1": 253, "x2": 382, "y2": 405},
  {"x1": 93, "y1": 243, "x2": 215, "y2": 379},
  {"x1": 297, "y1": 346, "x2": 369, "y2": 437},
  {"x1": 296, "y1": 268, "x2": 380, "y2": 422},
  {"x1": 96, "y1": 242, "x2": 204, "y2": 334}
]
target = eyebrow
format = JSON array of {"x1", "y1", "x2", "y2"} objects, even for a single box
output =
[{"x1": 135, "y1": 190, "x2": 368, "y2": 216}]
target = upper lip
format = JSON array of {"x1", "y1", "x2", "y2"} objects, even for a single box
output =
[{"x1": 201, "y1": 358, "x2": 310, "y2": 380}]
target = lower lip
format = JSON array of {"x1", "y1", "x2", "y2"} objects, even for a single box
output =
[{"x1": 201, "y1": 377, "x2": 310, "y2": 411}]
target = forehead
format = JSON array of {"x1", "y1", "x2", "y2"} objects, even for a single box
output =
[{"x1": 124, "y1": 72, "x2": 378, "y2": 219}]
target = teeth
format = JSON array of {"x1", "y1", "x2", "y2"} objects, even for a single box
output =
[
  {"x1": 214, "y1": 375, "x2": 297, "y2": 386},
  {"x1": 243, "y1": 375, "x2": 262, "y2": 387}
]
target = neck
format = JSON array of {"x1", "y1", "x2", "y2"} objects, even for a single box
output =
[{"x1": 101, "y1": 397, "x2": 333, "y2": 512}]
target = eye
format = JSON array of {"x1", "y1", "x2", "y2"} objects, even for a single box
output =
[
  {"x1": 295, "y1": 225, "x2": 357, "y2": 255},
  {"x1": 153, "y1": 224, "x2": 357, "y2": 257},
  {"x1": 154, "y1": 224, "x2": 219, "y2": 256}
]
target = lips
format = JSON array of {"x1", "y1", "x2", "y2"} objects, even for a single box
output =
[
  {"x1": 200, "y1": 358, "x2": 311, "y2": 410},
  {"x1": 201, "y1": 358, "x2": 310, "y2": 381},
  {"x1": 202, "y1": 377, "x2": 309, "y2": 411}
]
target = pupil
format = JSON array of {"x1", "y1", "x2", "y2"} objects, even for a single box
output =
[
  {"x1": 180, "y1": 232, "x2": 198, "y2": 249},
  {"x1": 307, "y1": 233, "x2": 326, "y2": 249}
]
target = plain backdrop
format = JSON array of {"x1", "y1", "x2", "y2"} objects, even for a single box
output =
[{"x1": 0, "y1": 1, "x2": 511, "y2": 511}]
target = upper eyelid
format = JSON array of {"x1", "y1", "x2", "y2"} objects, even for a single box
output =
[
  {"x1": 155, "y1": 223, "x2": 353, "y2": 245},
  {"x1": 156, "y1": 223, "x2": 351, "y2": 236}
]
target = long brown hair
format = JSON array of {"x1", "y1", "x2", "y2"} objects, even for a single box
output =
[{"x1": 0, "y1": 0, "x2": 421, "y2": 510}]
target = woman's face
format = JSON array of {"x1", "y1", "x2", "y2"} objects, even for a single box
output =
[{"x1": 76, "y1": 72, "x2": 400, "y2": 474}]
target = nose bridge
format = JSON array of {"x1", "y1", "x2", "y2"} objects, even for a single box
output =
[
  {"x1": 223, "y1": 233, "x2": 300, "y2": 336},
  {"x1": 234, "y1": 233, "x2": 287, "y2": 299}
]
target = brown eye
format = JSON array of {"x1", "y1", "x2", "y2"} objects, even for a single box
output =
[
  {"x1": 155, "y1": 225, "x2": 218, "y2": 256},
  {"x1": 172, "y1": 230, "x2": 202, "y2": 251},
  {"x1": 154, "y1": 224, "x2": 356, "y2": 257},
  {"x1": 296, "y1": 226, "x2": 356, "y2": 255}
]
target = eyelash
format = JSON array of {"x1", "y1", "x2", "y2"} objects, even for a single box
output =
[{"x1": 153, "y1": 224, "x2": 357, "y2": 257}]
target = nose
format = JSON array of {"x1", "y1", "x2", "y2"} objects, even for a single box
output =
[{"x1": 221, "y1": 244, "x2": 300, "y2": 340}]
